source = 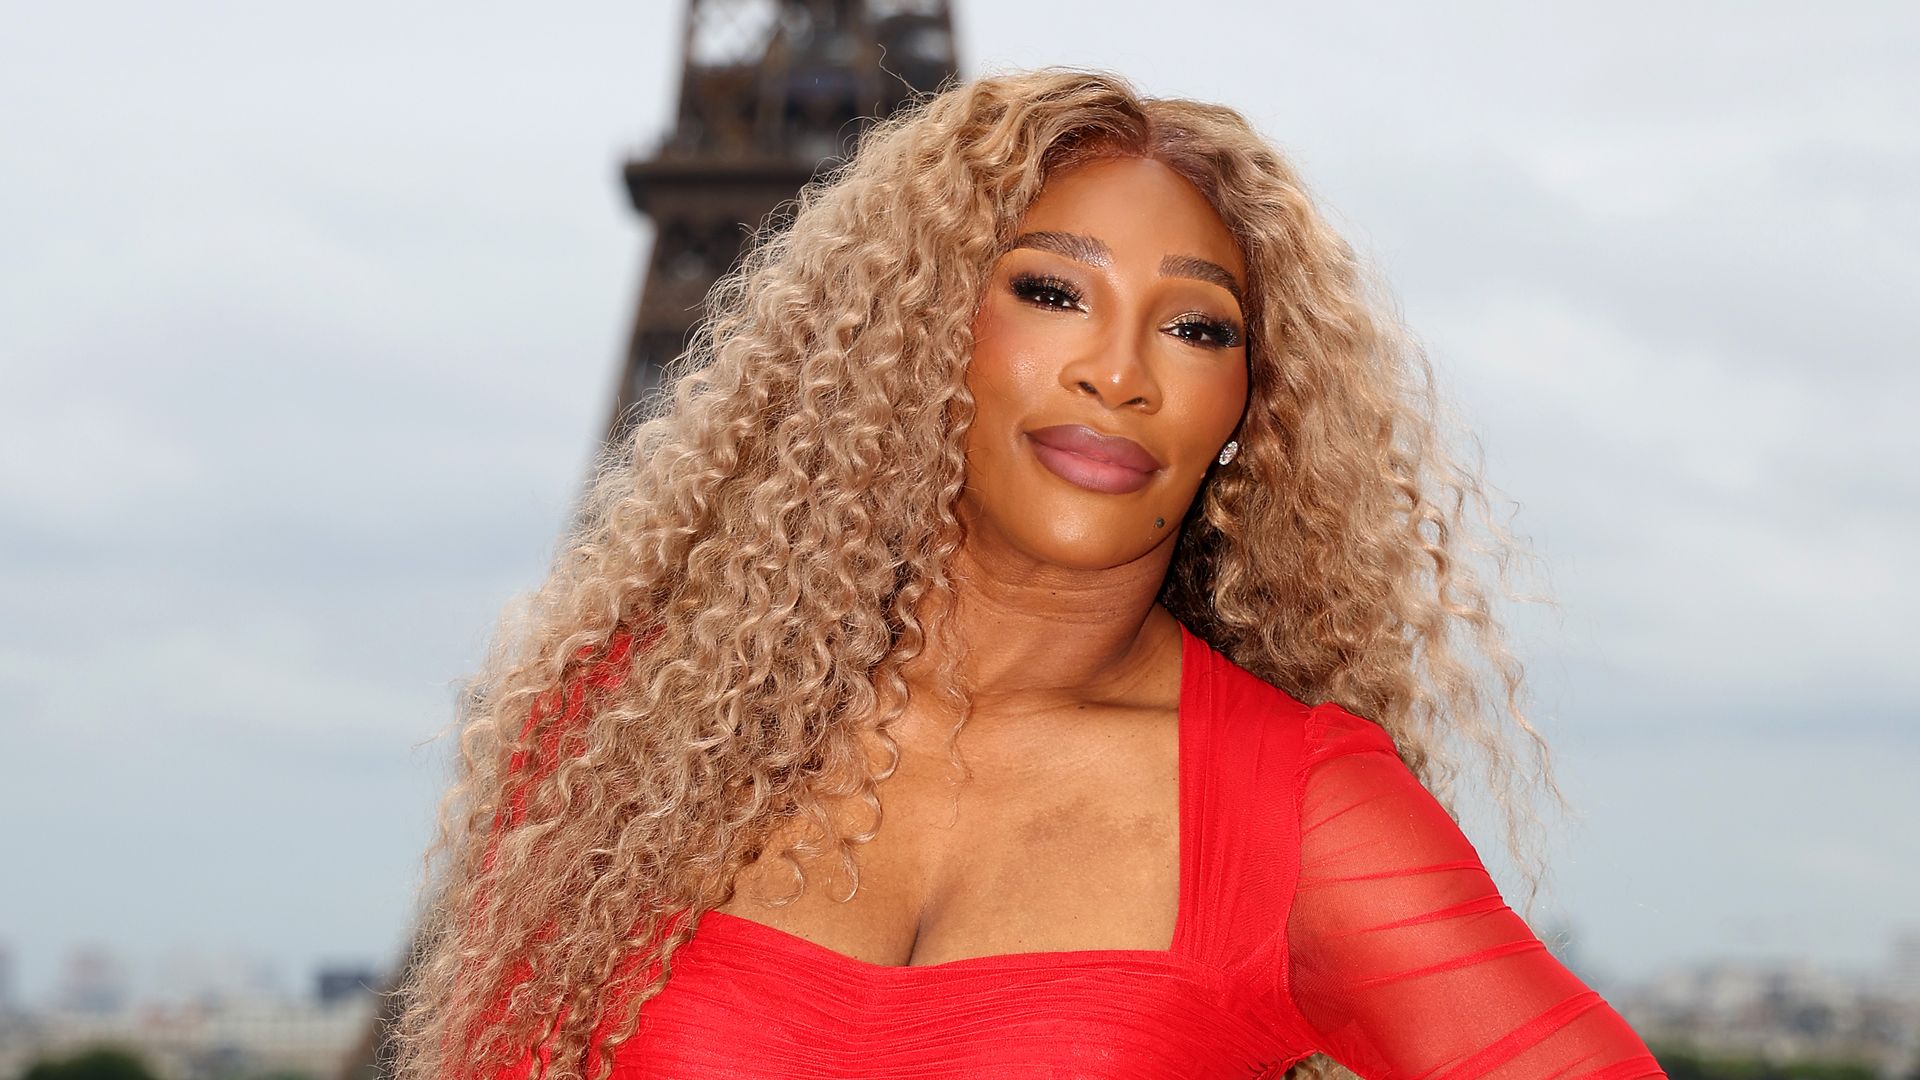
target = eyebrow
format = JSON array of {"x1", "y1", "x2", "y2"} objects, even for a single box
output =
[
  {"x1": 1159, "y1": 254, "x2": 1246, "y2": 311},
  {"x1": 1009, "y1": 230, "x2": 1111, "y2": 266},
  {"x1": 1006, "y1": 230, "x2": 1246, "y2": 310}
]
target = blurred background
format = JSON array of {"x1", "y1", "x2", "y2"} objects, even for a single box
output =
[{"x1": 2, "y1": 2, "x2": 1914, "y2": 1078}]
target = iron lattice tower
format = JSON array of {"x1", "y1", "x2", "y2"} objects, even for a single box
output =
[{"x1": 605, "y1": 0, "x2": 960, "y2": 448}]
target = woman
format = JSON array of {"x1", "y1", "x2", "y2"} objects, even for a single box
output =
[{"x1": 393, "y1": 69, "x2": 1667, "y2": 1080}]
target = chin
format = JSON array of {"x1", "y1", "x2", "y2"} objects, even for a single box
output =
[
  {"x1": 959, "y1": 480, "x2": 1179, "y2": 572},
  {"x1": 1011, "y1": 514, "x2": 1168, "y2": 572}
]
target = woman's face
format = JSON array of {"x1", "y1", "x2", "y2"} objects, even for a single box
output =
[{"x1": 959, "y1": 155, "x2": 1251, "y2": 572}]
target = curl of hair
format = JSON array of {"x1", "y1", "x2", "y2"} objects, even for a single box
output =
[{"x1": 388, "y1": 68, "x2": 1565, "y2": 1080}]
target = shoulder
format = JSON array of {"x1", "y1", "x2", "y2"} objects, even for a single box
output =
[
  {"x1": 1192, "y1": 636, "x2": 1312, "y2": 733},
  {"x1": 1191, "y1": 635, "x2": 1399, "y2": 766},
  {"x1": 1303, "y1": 699, "x2": 1402, "y2": 766}
]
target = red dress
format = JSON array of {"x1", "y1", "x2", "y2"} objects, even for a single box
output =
[{"x1": 500, "y1": 621, "x2": 1666, "y2": 1079}]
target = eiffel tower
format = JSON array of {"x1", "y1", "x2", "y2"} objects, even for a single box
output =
[
  {"x1": 604, "y1": 0, "x2": 961, "y2": 447},
  {"x1": 341, "y1": 4, "x2": 957, "y2": 1076}
]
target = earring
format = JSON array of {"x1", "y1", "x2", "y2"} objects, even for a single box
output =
[{"x1": 1217, "y1": 440, "x2": 1239, "y2": 466}]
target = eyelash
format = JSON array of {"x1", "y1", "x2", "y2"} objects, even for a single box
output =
[
  {"x1": 1009, "y1": 272, "x2": 1084, "y2": 311},
  {"x1": 1167, "y1": 314, "x2": 1243, "y2": 349},
  {"x1": 1008, "y1": 272, "x2": 1243, "y2": 350}
]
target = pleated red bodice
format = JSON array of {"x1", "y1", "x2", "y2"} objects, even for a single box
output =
[{"x1": 498, "y1": 621, "x2": 1665, "y2": 1079}]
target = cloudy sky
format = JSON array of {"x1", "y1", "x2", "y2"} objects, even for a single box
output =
[{"x1": 2, "y1": 2, "x2": 1914, "y2": 1003}]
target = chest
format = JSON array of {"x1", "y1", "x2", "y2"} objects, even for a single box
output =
[
  {"x1": 607, "y1": 631, "x2": 1320, "y2": 1074},
  {"x1": 620, "y1": 938, "x2": 1288, "y2": 1080},
  {"x1": 713, "y1": 699, "x2": 1182, "y2": 967}
]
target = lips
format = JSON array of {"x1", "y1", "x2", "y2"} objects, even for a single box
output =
[{"x1": 1024, "y1": 424, "x2": 1162, "y2": 495}]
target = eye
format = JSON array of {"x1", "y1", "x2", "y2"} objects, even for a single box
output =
[
  {"x1": 1166, "y1": 313, "x2": 1244, "y2": 349},
  {"x1": 1009, "y1": 272, "x2": 1085, "y2": 311}
]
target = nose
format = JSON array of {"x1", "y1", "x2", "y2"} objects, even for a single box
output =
[{"x1": 1057, "y1": 321, "x2": 1162, "y2": 413}]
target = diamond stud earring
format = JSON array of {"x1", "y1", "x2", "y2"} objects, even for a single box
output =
[{"x1": 1217, "y1": 440, "x2": 1240, "y2": 467}]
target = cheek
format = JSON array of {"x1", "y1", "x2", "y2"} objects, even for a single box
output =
[
  {"x1": 1168, "y1": 361, "x2": 1250, "y2": 458},
  {"x1": 1218, "y1": 365, "x2": 1251, "y2": 432},
  {"x1": 964, "y1": 309, "x2": 1050, "y2": 428},
  {"x1": 960, "y1": 320, "x2": 1018, "y2": 477}
]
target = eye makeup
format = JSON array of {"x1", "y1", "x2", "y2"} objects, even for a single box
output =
[
  {"x1": 1010, "y1": 271, "x2": 1085, "y2": 311},
  {"x1": 1009, "y1": 272, "x2": 1243, "y2": 350},
  {"x1": 1165, "y1": 313, "x2": 1243, "y2": 349}
]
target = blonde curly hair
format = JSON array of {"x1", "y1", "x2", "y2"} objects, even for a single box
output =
[{"x1": 389, "y1": 67, "x2": 1565, "y2": 1080}]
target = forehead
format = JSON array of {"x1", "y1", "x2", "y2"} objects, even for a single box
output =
[{"x1": 1014, "y1": 156, "x2": 1246, "y2": 279}]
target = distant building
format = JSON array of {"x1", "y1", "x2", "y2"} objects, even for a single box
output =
[
  {"x1": 152, "y1": 947, "x2": 285, "y2": 1009},
  {"x1": 315, "y1": 965, "x2": 381, "y2": 1008},
  {"x1": 0, "y1": 996, "x2": 381, "y2": 1080},
  {"x1": 1615, "y1": 957, "x2": 1917, "y2": 1076},
  {"x1": 57, "y1": 945, "x2": 129, "y2": 1015},
  {"x1": 1891, "y1": 927, "x2": 1920, "y2": 1006},
  {"x1": 0, "y1": 940, "x2": 15, "y2": 1013}
]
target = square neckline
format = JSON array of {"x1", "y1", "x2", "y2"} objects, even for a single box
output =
[{"x1": 697, "y1": 618, "x2": 1207, "y2": 977}]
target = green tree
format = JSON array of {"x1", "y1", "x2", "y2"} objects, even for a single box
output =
[
  {"x1": 19, "y1": 1046, "x2": 160, "y2": 1080},
  {"x1": 1649, "y1": 1044, "x2": 1878, "y2": 1080},
  {"x1": 1779, "y1": 1063, "x2": 1875, "y2": 1080}
]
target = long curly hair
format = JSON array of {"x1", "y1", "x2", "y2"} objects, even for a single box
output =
[{"x1": 389, "y1": 67, "x2": 1565, "y2": 1080}]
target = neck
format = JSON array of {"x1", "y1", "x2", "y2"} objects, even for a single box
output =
[{"x1": 900, "y1": 509, "x2": 1182, "y2": 719}]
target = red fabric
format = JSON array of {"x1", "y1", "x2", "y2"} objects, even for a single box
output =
[
  {"x1": 1285, "y1": 704, "x2": 1663, "y2": 1080},
  {"x1": 473, "y1": 629, "x2": 668, "y2": 1080},
  {"x1": 485, "y1": 621, "x2": 1664, "y2": 1079}
]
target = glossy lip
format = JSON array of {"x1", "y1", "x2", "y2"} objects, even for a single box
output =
[{"x1": 1024, "y1": 424, "x2": 1162, "y2": 495}]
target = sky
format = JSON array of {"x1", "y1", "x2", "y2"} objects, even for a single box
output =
[{"x1": 1, "y1": 2, "x2": 1915, "y2": 1004}]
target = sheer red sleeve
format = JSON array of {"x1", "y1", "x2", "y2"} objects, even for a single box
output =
[{"x1": 1284, "y1": 703, "x2": 1665, "y2": 1080}]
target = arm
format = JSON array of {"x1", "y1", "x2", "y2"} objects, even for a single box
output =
[{"x1": 1283, "y1": 703, "x2": 1665, "y2": 1080}]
